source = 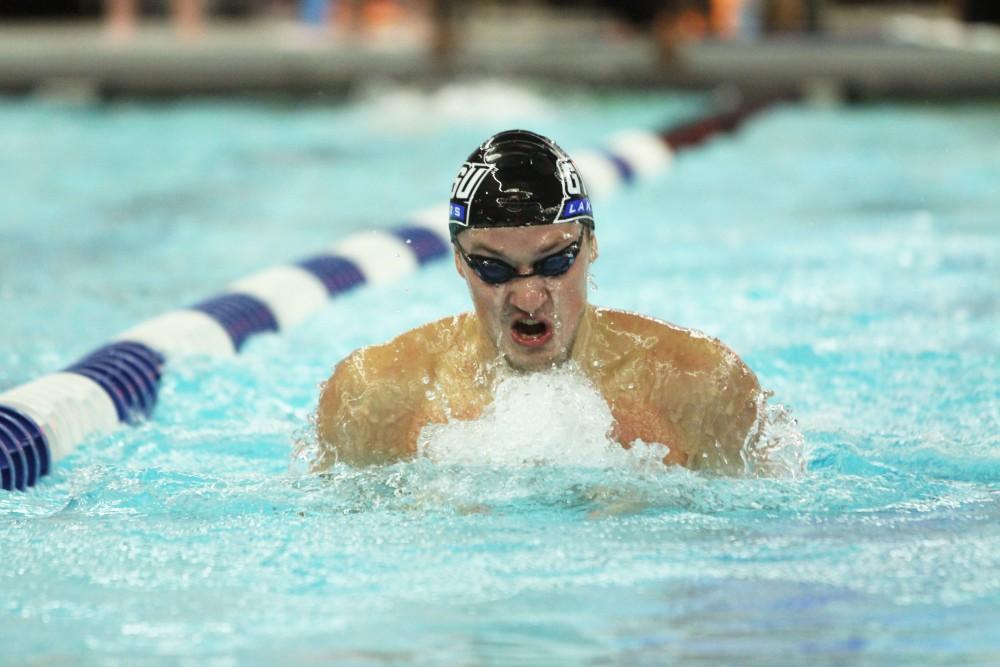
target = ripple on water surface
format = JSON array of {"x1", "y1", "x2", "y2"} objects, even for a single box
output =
[{"x1": 2, "y1": 92, "x2": 999, "y2": 664}]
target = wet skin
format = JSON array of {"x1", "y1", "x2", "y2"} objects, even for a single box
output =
[{"x1": 316, "y1": 224, "x2": 762, "y2": 472}]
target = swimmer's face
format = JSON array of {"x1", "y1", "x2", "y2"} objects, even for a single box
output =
[{"x1": 454, "y1": 223, "x2": 597, "y2": 371}]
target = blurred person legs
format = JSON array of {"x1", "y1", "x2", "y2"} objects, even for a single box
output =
[
  {"x1": 103, "y1": 0, "x2": 205, "y2": 42},
  {"x1": 104, "y1": 0, "x2": 138, "y2": 41},
  {"x1": 173, "y1": 0, "x2": 205, "y2": 40},
  {"x1": 705, "y1": 0, "x2": 818, "y2": 40},
  {"x1": 605, "y1": 1, "x2": 712, "y2": 60},
  {"x1": 338, "y1": 0, "x2": 360, "y2": 34},
  {"x1": 426, "y1": 0, "x2": 459, "y2": 60},
  {"x1": 763, "y1": 0, "x2": 804, "y2": 33},
  {"x1": 296, "y1": 1, "x2": 424, "y2": 45},
  {"x1": 359, "y1": 0, "x2": 404, "y2": 29},
  {"x1": 709, "y1": 0, "x2": 742, "y2": 38}
]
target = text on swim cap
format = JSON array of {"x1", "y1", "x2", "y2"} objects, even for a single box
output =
[
  {"x1": 558, "y1": 160, "x2": 585, "y2": 197},
  {"x1": 451, "y1": 163, "x2": 493, "y2": 201},
  {"x1": 559, "y1": 197, "x2": 592, "y2": 221}
]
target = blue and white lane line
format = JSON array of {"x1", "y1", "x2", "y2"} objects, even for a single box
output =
[{"x1": 0, "y1": 130, "x2": 673, "y2": 491}]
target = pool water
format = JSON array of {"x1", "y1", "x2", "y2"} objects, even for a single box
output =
[{"x1": 1, "y1": 84, "x2": 998, "y2": 665}]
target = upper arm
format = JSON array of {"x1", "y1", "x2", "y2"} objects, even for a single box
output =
[
  {"x1": 696, "y1": 353, "x2": 762, "y2": 473},
  {"x1": 647, "y1": 327, "x2": 761, "y2": 473},
  {"x1": 705, "y1": 350, "x2": 760, "y2": 472},
  {"x1": 315, "y1": 352, "x2": 365, "y2": 468},
  {"x1": 315, "y1": 349, "x2": 421, "y2": 468}
]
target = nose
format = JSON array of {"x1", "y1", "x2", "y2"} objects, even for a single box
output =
[{"x1": 507, "y1": 276, "x2": 548, "y2": 315}]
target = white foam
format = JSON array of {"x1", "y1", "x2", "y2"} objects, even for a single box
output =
[
  {"x1": 360, "y1": 80, "x2": 555, "y2": 133},
  {"x1": 417, "y1": 365, "x2": 671, "y2": 469},
  {"x1": 741, "y1": 399, "x2": 807, "y2": 479}
]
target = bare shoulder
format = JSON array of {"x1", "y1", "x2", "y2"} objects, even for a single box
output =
[
  {"x1": 596, "y1": 308, "x2": 757, "y2": 382},
  {"x1": 315, "y1": 314, "x2": 473, "y2": 467},
  {"x1": 595, "y1": 308, "x2": 761, "y2": 471},
  {"x1": 324, "y1": 313, "x2": 472, "y2": 387}
]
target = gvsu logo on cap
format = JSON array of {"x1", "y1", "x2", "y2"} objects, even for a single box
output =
[
  {"x1": 558, "y1": 159, "x2": 585, "y2": 197},
  {"x1": 557, "y1": 159, "x2": 591, "y2": 222},
  {"x1": 451, "y1": 163, "x2": 493, "y2": 201},
  {"x1": 450, "y1": 162, "x2": 493, "y2": 227}
]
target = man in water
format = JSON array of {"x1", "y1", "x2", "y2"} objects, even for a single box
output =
[{"x1": 316, "y1": 130, "x2": 763, "y2": 472}]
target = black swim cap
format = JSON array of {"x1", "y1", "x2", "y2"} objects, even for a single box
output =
[{"x1": 448, "y1": 129, "x2": 594, "y2": 240}]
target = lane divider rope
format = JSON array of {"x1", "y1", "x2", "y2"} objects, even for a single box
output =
[{"x1": 0, "y1": 100, "x2": 775, "y2": 491}]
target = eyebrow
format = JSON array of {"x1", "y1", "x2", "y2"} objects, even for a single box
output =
[{"x1": 469, "y1": 234, "x2": 578, "y2": 259}]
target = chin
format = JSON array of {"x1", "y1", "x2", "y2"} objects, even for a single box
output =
[
  {"x1": 505, "y1": 357, "x2": 550, "y2": 372},
  {"x1": 502, "y1": 346, "x2": 568, "y2": 372}
]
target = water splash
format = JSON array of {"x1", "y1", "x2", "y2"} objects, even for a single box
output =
[
  {"x1": 303, "y1": 360, "x2": 806, "y2": 479},
  {"x1": 417, "y1": 364, "x2": 671, "y2": 469},
  {"x1": 359, "y1": 79, "x2": 555, "y2": 134},
  {"x1": 741, "y1": 395, "x2": 807, "y2": 479}
]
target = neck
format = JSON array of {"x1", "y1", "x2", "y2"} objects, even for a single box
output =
[
  {"x1": 467, "y1": 314, "x2": 505, "y2": 384},
  {"x1": 569, "y1": 304, "x2": 597, "y2": 367},
  {"x1": 571, "y1": 305, "x2": 620, "y2": 380}
]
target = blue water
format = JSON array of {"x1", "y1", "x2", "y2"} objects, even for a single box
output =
[{"x1": 1, "y1": 85, "x2": 998, "y2": 665}]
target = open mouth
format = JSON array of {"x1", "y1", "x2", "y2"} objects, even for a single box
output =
[{"x1": 510, "y1": 317, "x2": 553, "y2": 348}]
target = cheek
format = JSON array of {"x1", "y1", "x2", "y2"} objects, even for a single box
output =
[
  {"x1": 557, "y1": 288, "x2": 585, "y2": 319},
  {"x1": 551, "y1": 274, "x2": 589, "y2": 328},
  {"x1": 569, "y1": 272, "x2": 589, "y2": 302},
  {"x1": 468, "y1": 283, "x2": 504, "y2": 324}
]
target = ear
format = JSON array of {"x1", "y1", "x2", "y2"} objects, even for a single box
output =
[
  {"x1": 588, "y1": 232, "x2": 599, "y2": 262},
  {"x1": 454, "y1": 247, "x2": 466, "y2": 278}
]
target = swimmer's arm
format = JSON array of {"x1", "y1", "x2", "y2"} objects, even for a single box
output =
[
  {"x1": 692, "y1": 356, "x2": 763, "y2": 473},
  {"x1": 315, "y1": 351, "x2": 419, "y2": 468}
]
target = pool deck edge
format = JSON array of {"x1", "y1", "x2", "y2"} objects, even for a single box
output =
[{"x1": 2, "y1": 21, "x2": 999, "y2": 100}]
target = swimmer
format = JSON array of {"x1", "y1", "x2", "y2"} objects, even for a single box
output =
[{"x1": 316, "y1": 129, "x2": 763, "y2": 472}]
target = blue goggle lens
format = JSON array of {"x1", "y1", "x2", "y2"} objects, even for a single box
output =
[{"x1": 461, "y1": 240, "x2": 581, "y2": 286}]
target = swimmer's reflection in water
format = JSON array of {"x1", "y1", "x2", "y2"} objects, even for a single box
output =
[{"x1": 317, "y1": 130, "x2": 770, "y2": 474}]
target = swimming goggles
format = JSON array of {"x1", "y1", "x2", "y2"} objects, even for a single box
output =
[{"x1": 454, "y1": 237, "x2": 582, "y2": 285}]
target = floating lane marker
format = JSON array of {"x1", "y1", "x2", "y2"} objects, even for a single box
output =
[
  {"x1": 392, "y1": 226, "x2": 450, "y2": 266},
  {"x1": 0, "y1": 405, "x2": 47, "y2": 491},
  {"x1": 227, "y1": 266, "x2": 330, "y2": 331},
  {"x1": 571, "y1": 150, "x2": 626, "y2": 199},
  {"x1": 0, "y1": 373, "x2": 119, "y2": 488},
  {"x1": 607, "y1": 130, "x2": 674, "y2": 178},
  {"x1": 296, "y1": 255, "x2": 366, "y2": 296},
  {"x1": 0, "y1": 107, "x2": 775, "y2": 491},
  {"x1": 329, "y1": 230, "x2": 421, "y2": 285},
  {"x1": 115, "y1": 310, "x2": 237, "y2": 358},
  {"x1": 63, "y1": 342, "x2": 164, "y2": 423},
  {"x1": 192, "y1": 294, "x2": 280, "y2": 353}
]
